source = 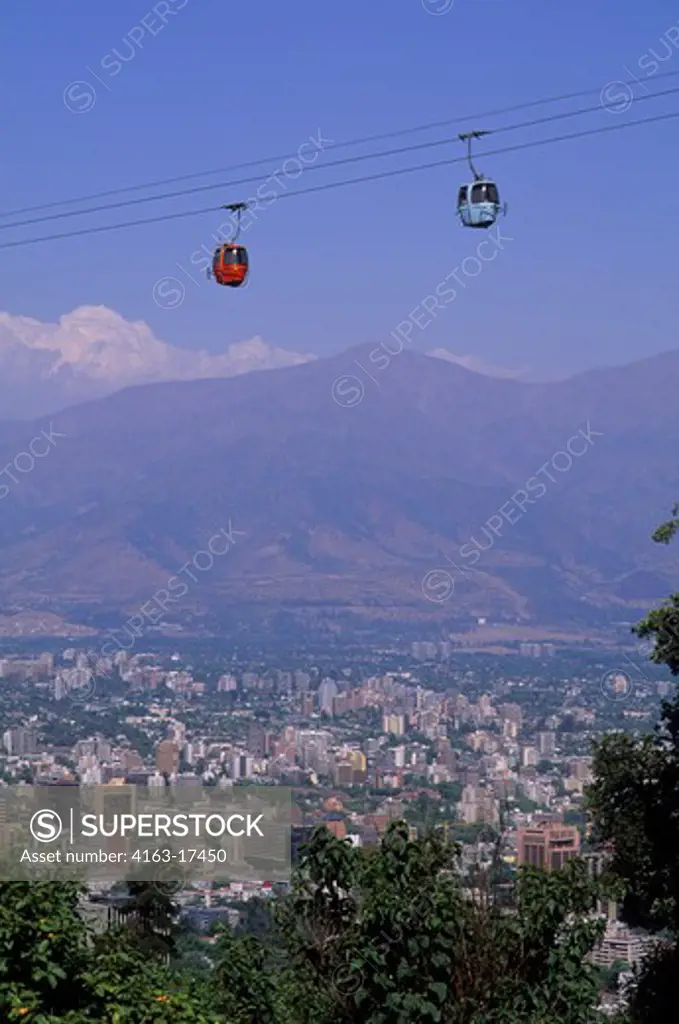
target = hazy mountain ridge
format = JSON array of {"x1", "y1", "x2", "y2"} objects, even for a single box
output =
[
  {"x1": 0, "y1": 305, "x2": 532, "y2": 419},
  {"x1": 0, "y1": 343, "x2": 677, "y2": 630}
]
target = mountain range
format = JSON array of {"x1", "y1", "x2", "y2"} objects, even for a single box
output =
[
  {"x1": 0, "y1": 333, "x2": 677, "y2": 635},
  {"x1": 0, "y1": 305, "x2": 530, "y2": 420}
]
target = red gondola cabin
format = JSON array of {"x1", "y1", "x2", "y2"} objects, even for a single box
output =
[{"x1": 212, "y1": 243, "x2": 248, "y2": 287}]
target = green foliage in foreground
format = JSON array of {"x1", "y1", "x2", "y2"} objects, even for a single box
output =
[
  {"x1": 585, "y1": 500, "x2": 679, "y2": 1023},
  {"x1": 0, "y1": 824, "x2": 613, "y2": 1024},
  {"x1": 0, "y1": 881, "x2": 218, "y2": 1023}
]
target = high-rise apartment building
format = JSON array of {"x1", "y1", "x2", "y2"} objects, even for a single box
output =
[
  {"x1": 2, "y1": 727, "x2": 38, "y2": 756},
  {"x1": 217, "y1": 674, "x2": 238, "y2": 692},
  {"x1": 382, "y1": 714, "x2": 405, "y2": 736},
  {"x1": 590, "y1": 920, "x2": 655, "y2": 969},
  {"x1": 248, "y1": 723, "x2": 269, "y2": 758},
  {"x1": 318, "y1": 679, "x2": 338, "y2": 715},
  {"x1": 517, "y1": 822, "x2": 580, "y2": 870},
  {"x1": 537, "y1": 731, "x2": 556, "y2": 757}
]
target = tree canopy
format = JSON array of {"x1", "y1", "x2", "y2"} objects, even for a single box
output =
[
  {"x1": 0, "y1": 824, "x2": 612, "y2": 1023},
  {"x1": 587, "y1": 502, "x2": 679, "y2": 1021}
]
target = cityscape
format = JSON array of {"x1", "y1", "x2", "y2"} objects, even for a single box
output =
[{"x1": 0, "y1": 634, "x2": 671, "y2": 1015}]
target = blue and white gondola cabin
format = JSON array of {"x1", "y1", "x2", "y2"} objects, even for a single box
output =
[{"x1": 457, "y1": 179, "x2": 502, "y2": 229}]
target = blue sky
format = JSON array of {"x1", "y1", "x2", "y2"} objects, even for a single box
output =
[{"x1": 1, "y1": 0, "x2": 678, "y2": 379}]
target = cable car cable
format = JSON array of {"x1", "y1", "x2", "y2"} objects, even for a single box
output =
[
  {"x1": 2, "y1": 81, "x2": 679, "y2": 236},
  {"x1": 3, "y1": 65, "x2": 679, "y2": 220},
  {"x1": 1, "y1": 105, "x2": 676, "y2": 253},
  {"x1": 4, "y1": 71, "x2": 672, "y2": 218}
]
